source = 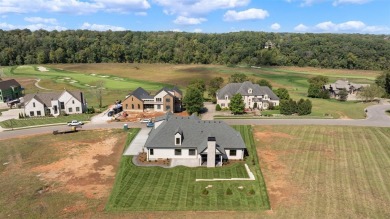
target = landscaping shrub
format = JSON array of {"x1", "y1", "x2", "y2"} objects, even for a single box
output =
[{"x1": 215, "y1": 104, "x2": 221, "y2": 111}]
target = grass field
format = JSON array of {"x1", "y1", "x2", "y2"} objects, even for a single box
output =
[
  {"x1": 0, "y1": 114, "x2": 92, "y2": 128},
  {"x1": 106, "y1": 125, "x2": 270, "y2": 211},
  {"x1": 4, "y1": 64, "x2": 381, "y2": 118},
  {"x1": 254, "y1": 125, "x2": 390, "y2": 218}
]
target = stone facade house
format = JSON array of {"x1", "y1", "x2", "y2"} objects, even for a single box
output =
[
  {"x1": 145, "y1": 113, "x2": 247, "y2": 167},
  {"x1": 23, "y1": 90, "x2": 86, "y2": 117},
  {"x1": 323, "y1": 80, "x2": 369, "y2": 100},
  {"x1": 122, "y1": 87, "x2": 182, "y2": 113},
  {"x1": 0, "y1": 79, "x2": 22, "y2": 103},
  {"x1": 216, "y1": 81, "x2": 279, "y2": 110}
]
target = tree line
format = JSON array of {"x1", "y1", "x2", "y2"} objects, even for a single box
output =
[{"x1": 0, "y1": 29, "x2": 389, "y2": 70}]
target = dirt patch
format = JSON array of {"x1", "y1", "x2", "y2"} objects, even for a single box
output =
[
  {"x1": 258, "y1": 148, "x2": 304, "y2": 210},
  {"x1": 31, "y1": 134, "x2": 125, "y2": 199},
  {"x1": 118, "y1": 111, "x2": 189, "y2": 122},
  {"x1": 255, "y1": 131, "x2": 295, "y2": 143}
]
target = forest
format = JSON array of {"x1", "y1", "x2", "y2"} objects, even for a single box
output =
[{"x1": 0, "y1": 29, "x2": 389, "y2": 70}]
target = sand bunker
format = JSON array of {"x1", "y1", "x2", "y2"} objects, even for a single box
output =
[{"x1": 38, "y1": 66, "x2": 49, "y2": 72}]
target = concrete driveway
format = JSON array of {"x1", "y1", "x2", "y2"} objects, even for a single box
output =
[
  {"x1": 0, "y1": 109, "x2": 24, "y2": 122},
  {"x1": 202, "y1": 102, "x2": 216, "y2": 120},
  {"x1": 123, "y1": 128, "x2": 151, "y2": 155}
]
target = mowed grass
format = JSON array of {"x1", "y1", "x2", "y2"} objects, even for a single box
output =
[
  {"x1": 106, "y1": 125, "x2": 270, "y2": 211},
  {"x1": 0, "y1": 114, "x2": 92, "y2": 128},
  {"x1": 255, "y1": 125, "x2": 390, "y2": 218},
  {"x1": 0, "y1": 130, "x2": 128, "y2": 218}
]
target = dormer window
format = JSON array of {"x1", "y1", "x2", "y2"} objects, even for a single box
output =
[
  {"x1": 175, "y1": 128, "x2": 183, "y2": 145},
  {"x1": 225, "y1": 95, "x2": 228, "y2": 100},
  {"x1": 248, "y1": 88, "x2": 252, "y2": 94},
  {"x1": 176, "y1": 137, "x2": 181, "y2": 145},
  {"x1": 264, "y1": 94, "x2": 268, "y2": 99}
]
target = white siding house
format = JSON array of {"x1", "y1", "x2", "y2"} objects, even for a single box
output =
[{"x1": 23, "y1": 90, "x2": 86, "y2": 117}]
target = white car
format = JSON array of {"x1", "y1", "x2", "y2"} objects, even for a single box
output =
[
  {"x1": 140, "y1": 119, "x2": 151, "y2": 123},
  {"x1": 67, "y1": 120, "x2": 84, "y2": 126}
]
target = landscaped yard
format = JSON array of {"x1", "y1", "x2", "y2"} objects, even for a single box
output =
[
  {"x1": 0, "y1": 114, "x2": 92, "y2": 128},
  {"x1": 254, "y1": 125, "x2": 390, "y2": 218},
  {"x1": 106, "y1": 125, "x2": 270, "y2": 211}
]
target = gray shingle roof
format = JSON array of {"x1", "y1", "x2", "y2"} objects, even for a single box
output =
[
  {"x1": 23, "y1": 90, "x2": 83, "y2": 107},
  {"x1": 217, "y1": 81, "x2": 279, "y2": 100},
  {"x1": 324, "y1": 80, "x2": 369, "y2": 90},
  {"x1": 156, "y1": 87, "x2": 182, "y2": 96},
  {"x1": 145, "y1": 115, "x2": 246, "y2": 154},
  {"x1": 130, "y1": 87, "x2": 153, "y2": 100},
  {"x1": 0, "y1": 79, "x2": 21, "y2": 90}
]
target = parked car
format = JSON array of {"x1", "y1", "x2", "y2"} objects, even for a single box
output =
[
  {"x1": 146, "y1": 122, "x2": 154, "y2": 128},
  {"x1": 67, "y1": 120, "x2": 84, "y2": 126},
  {"x1": 140, "y1": 119, "x2": 151, "y2": 123}
]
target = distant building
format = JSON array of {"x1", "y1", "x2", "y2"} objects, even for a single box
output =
[
  {"x1": 216, "y1": 81, "x2": 279, "y2": 110},
  {"x1": 264, "y1": 40, "x2": 275, "y2": 49},
  {"x1": 0, "y1": 79, "x2": 22, "y2": 103},
  {"x1": 145, "y1": 113, "x2": 247, "y2": 167},
  {"x1": 323, "y1": 80, "x2": 369, "y2": 100},
  {"x1": 23, "y1": 90, "x2": 87, "y2": 117},
  {"x1": 122, "y1": 87, "x2": 182, "y2": 113}
]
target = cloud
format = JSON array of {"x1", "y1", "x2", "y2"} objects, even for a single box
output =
[
  {"x1": 270, "y1": 23, "x2": 281, "y2": 30},
  {"x1": 135, "y1": 11, "x2": 147, "y2": 16},
  {"x1": 296, "y1": 20, "x2": 390, "y2": 33},
  {"x1": 287, "y1": 0, "x2": 371, "y2": 6},
  {"x1": 81, "y1": 22, "x2": 126, "y2": 31},
  {"x1": 332, "y1": 0, "x2": 371, "y2": 6},
  {"x1": 223, "y1": 8, "x2": 269, "y2": 21},
  {"x1": 173, "y1": 16, "x2": 206, "y2": 25},
  {"x1": 0, "y1": 22, "x2": 66, "y2": 31},
  {"x1": 0, "y1": 0, "x2": 150, "y2": 15},
  {"x1": 193, "y1": 28, "x2": 202, "y2": 33},
  {"x1": 154, "y1": 0, "x2": 250, "y2": 16},
  {"x1": 24, "y1": 17, "x2": 58, "y2": 25},
  {"x1": 294, "y1": 23, "x2": 309, "y2": 32}
]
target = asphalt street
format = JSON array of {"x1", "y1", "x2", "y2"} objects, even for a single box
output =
[{"x1": 0, "y1": 104, "x2": 389, "y2": 140}]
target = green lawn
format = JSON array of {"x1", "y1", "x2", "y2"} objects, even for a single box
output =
[
  {"x1": 0, "y1": 114, "x2": 92, "y2": 128},
  {"x1": 255, "y1": 125, "x2": 390, "y2": 218},
  {"x1": 106, "y1": 125, "x2": 270, "y2": 211}
]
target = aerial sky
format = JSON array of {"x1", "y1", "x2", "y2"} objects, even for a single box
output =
[{"x1": 0, "y1": 0, "x2": 389, "y2": 34}]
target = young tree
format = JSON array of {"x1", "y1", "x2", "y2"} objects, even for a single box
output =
[
  {"x1": 90, "y1": 80, "x2": 106, "y2": 109},
  {"x1": 183, "y1": 86, "x2": 204, "y2": 115},
  {"x1": 229, "y1": 73, "x2": 248, "y2": 83},
  {"x1": 274, "y1": 88, "x2": 290, "y2": 100},
  {"x1": 358, "y1": 85, "x2": 385, "y2": 102},
  {"x1": 280, "y1": 99, "x2": 297, "y2": 115},
  {"x1": 297, "y1": 98, "x2": 312, "y2": 115},
  {"x1": 208, "y1": 77, "x2": 224, "y2": 103},
  {"x1": 229, "y1": 93, "x2": 245, "y2": 114},
  {"x1": 338, "y1": 88, "x2": 349, "y2": 101},
  {"x1": 256, "y1": 79, "x2": 272, "y2": 89}
]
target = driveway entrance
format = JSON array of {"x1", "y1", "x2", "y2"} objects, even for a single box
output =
[{"x1": 123, "y1": 128, "x2": 151, "y2": 155}]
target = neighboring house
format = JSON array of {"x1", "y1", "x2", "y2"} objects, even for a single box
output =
[
  {"x1": 23, "y1": 90, "x2": 87, "y2": 117},
  {"x1": 216, "y1": 81, "x2": 279, "y2": 110},
  {"x1": 323, "y1": 80, "x2": 369, "y2": 100},
  {"x1": 122, "y1": 87, "x2": 182, "y2": 113},
  {"x1": 264, "y1": 40, "x2": 275, "y2": 49},
  {"x1": 0, "y1": 79, "x2": 23, "y2": 103},
  {"x1": 145, "y1": 113, "x2": 247, "y2": 168}
]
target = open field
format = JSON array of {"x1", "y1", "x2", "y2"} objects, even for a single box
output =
[
  {"x1": 4, "y1": 64, "x2": 380, "y2": 118},
  {"x1": 0, "y1": 129, "x2": 136, "y2": 218},
  {"x1": 106, "y1": 125, "x2": 270, "y2": 211},
  {"x1": 254, "y1": 125, "x2": 390, "y2": 218},
  {"x1": 0, "y1": 114, "x2": 92, "y2": 129}
]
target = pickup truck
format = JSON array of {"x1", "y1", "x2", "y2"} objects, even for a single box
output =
[{"x1": 67, "y1": 120, "x2": 84, "y2": 126}]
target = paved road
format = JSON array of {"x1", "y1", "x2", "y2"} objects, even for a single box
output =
[{"x1": 0, "y1": 104, "x2": 389, "y2": 140}]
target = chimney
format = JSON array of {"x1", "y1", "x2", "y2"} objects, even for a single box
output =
[{"x1": 207, "y1": 137, "x2": 216, "y2": 168}]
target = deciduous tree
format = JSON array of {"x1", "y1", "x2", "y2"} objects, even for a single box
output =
[
  {"x1": 229, "y1": 93, "x2": 245, "y2": 114},
  {"x1": 183, "y1": 86, "x2": 204, "y2": 115}
]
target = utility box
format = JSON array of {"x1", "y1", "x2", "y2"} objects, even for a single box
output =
[{"x1": 123, "y1": 124, "x2": 128, "y2": 130}]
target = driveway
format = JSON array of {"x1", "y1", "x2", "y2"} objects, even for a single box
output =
[
  {"x1": 123, "y1": 128, "x2": 151, "y2": 155},
  {"x1": 202, "y1": 102, "x2": 216, "y2": 120},
  {"x1": 0, "y1": 109, "x2": 24, "y2": 122}
]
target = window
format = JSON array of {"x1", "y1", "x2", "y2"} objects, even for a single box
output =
[
  {"x1": 166, "y1": 105, "x2": 170, "y2": 111},
  {"x1": 138, "y1": 104, "x2": 140, "y2": 109},
  {"x1": 37, "y1": 111, "x2": 41, "y2": 116},
  {"x1": 60, "y1": 102, "x2": 65, "y2": 109},
  {"x1": 132, "y1": 97, "x2": 133, "y2": 101},
  {"x1": 189, "y1": 149, "x2": 196, "y2": 155},
  {"x1": 229, "y1": 150, "x2": 237, "y2": 156},
  {"x1": 221, "y1": 103, "x2": 225, "y2": 107},
  {"x1": 33, "y1": 102, "x2": 35, "y2": 107},
  {"x1": 30, "y1": 111, "x2": 34, "y2": 116},
  {"x1": 72, "y1": 100, "x2": 74, "y2": 104},
  {"x1": 175, "y1": 149, "x2": 182, "y2": 156},
  {"x1": 76, "y1": 107, "x2": 80, "y2": 112},
  {"x1": 156, "y1": 98, "x2": 162, "y2": 102},
  {"x1": 166, "y1": 98, "x2": 170, "y2": 102},
  {"x1": 131, "y1": 104, "x2": 134, "y2": 109},
  {"x1": 176, "y1": 137, "x2": 180, "y2": 145},
  {"x1": 125, "y1": 104, "x2": 128, "y2": 109},
  {"x1": 150, "y1": 149, "x2": 154, "y2": 155},
  {"x1": 68, "y1": 108, "x2": 73, "y2": 113},
  {"x1": 157, "y1": 105, "x2": 161, "y2": 109}
]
